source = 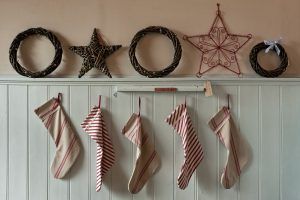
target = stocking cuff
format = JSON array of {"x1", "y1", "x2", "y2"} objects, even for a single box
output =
[
  {"x1": 208, "y1": 106, "x2": 230, "y2": 133},
  {"x1": 165, "y1": 103, "x2": 186, "y2": 127},
  {"x1": 34, "y1": 98, "x2": 59, "y2": 121}
]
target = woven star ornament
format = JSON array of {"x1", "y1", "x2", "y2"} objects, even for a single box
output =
[
  {"x1": 183, "y1": 4, "x2": 252, "y2": 77},
  {"x1": 70, "y1": 28, "x2": 122, "y2": 78}
]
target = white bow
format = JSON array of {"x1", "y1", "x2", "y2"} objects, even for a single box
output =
[{"x1": 264, "y1": 37, "x2": 282, "y2": 55}]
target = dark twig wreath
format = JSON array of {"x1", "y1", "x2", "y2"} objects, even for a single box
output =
[
  {"x1": 129, "y1": 26, "x2": 182, "y2": 78},
  {"x1": 249, "y1": 42, "x2": 288, "y2": 78},
  {"x1": 9, "y1": 27, "x2": 63, "y2": 78}
]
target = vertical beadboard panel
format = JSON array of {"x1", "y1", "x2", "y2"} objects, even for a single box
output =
[
  {"x1": 90, "y1": 85, "x2": 111, "y2": 199},
  {"x1": 174, "y1": 93, "x2": 196, "y2": 200},
  {"x1": 281, "y1": 86, "x2": 300, "y2": 200},
  {"x1": 239, "y1": 86, "x2": 259, "y2": 200},
  {"x1": 8, "y1": 85, "x2": 28, "y2": 200},
  {"x1": 260, "y1": 86, "x2": 280, "y2": 200},
  {"x1": 111, "y1": 91, "x2": 133, "y2": 200},
  {"x1": 28, "y1": 86, "x2": 48, "y2": 200},
  {"x1": 197, "y1": 90, "x2": 218, "y2": 200},
  {"x1": 3, "y1": 80, "x2": 300, "y2": 200},
  {"x1": 217, "y1": 85, "x2": 238, "y2": 200},
  {"x1": 69, "y1": 86, "x2": 89, "y2": 200},
  {"x1": 132, "y1": 92, "x2": 154, "y2": 200},
  {"x1": 152, "y1": 93, "x2": 174, "y2": 200},
  {"x1": 0, "y1": 85, "x2": 7, "y2": 200},
  {"x1": 48, "y1": 86, "x2": 70, "y2": 200}
]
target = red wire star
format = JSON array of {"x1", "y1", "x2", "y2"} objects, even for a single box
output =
[{"x1": 183, "y1": 3, "x2": 252, "y2": 77}]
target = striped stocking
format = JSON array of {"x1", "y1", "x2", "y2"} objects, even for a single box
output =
[
  {"x1": 35, "y1": 94, "x2": 80, "y2": 179},
  {"x1": 208, "y1": 106, "x2": 249, "y2": 189},
  {"x1": 81, "y1": 100, "x2": 115, "y2": 192},
  {"x1": 165, "y1": 103, "x2": 204, "y2": 190},
  {"x1": 122, "y1": 113, "x2": 160, "y2": 194}
]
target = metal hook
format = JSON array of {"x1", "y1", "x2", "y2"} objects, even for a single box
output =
[{"x1": 217, "y1": 3, "x2": 221, "y2": 14}]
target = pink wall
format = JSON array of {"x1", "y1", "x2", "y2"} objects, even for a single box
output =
[{"x1": 0, "y1": 0, "x2": 299, "y2": 77}]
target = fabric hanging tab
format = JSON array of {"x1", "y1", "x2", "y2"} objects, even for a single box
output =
[
  {"x1": 98, "y1": 95, "x2": 101, "y2": 108},
  {"x1": 35, "y1": 94, "x2": 81, "y2": 179},
  {"x1": 227, "y1": 94, "x2": 230, "y2": 110},
  {"x1": 138, "y1": 96, "x2": 141, "y2": 116},
  {"x1": 57, "y1": 92, "x2": 62, "y2": 102}
]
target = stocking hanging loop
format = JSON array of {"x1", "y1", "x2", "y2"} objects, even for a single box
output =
[{"x1": 227, "y1": 94, "x2": 230, "y2": 110}]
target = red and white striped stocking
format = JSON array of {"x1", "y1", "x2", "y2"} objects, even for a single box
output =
[
  {"x1": 208, "y1": 106, "x2": 249, "y2": 189},
  {"x1": 122, "y1": 98, "x2": 160, "y2": 194},
  {"x1": 35, "y1": 93, "x2": 80, "y2": 179},
  {"x1": 81, "y1": 96, "x2": 115, "y2": 191},
  {"x1": 165, "y1": 103, "x2": 204, "y2": 190}
]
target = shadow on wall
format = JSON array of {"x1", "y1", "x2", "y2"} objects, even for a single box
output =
[
  {"x1": 54, "y1": 31, "x2": 80, "y2": 76},
  {"x1": 174, "y1": 29, "x2": 200, "y2": 76},
  {"x1": 284, "y1": 41, "x2": 300, "y2": 75},
  {"x1": 106, "y1": 107, "x2": 131, "y2": 195}
]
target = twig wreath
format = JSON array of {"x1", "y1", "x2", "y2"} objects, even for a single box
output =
[
  {"x1": 249, "y1": 42, "x2": 288, "y2": 77},
  {"x1": 129, "y1": 26, "x2": 182, "y2": 78},
  {"x1": 9, "y1": 27, "x2": 63, "y2": 78}
]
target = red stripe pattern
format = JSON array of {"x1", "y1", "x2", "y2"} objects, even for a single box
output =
[
  {"x1": 165, "y1": 103, "x2": 204, "y2": 190},
  {"x1": 35, "y1": 97, "x2": 80, "y2": 179},
  {"x1": 208, "y1": 106, "x2": 249, "y2": 189},
  {"x1": 122, "y1": 113, "x2": 160, "y2": 194},
  {"x1": 81, "y1": 106, "x2": 115, "y2": 192}
]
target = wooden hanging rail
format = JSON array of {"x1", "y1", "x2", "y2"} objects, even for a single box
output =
[{"x1": 113, "y1": 81, "x2": 213, "y2": 97}]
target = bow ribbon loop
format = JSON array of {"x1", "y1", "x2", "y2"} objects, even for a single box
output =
[{"x1": 264, "y1": 37, "x2": 282, "y2": 55}]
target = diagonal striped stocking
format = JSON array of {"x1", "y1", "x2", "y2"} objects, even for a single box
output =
[
  {"x1": 208, "y1": 106, "x2": 249, "y2": 189},
  {"x1": 165, "y1": 103, "x2": 204, "y2": 190},
  {"x1": 35, "y1": 93, "x2": 80, "y2": 179},
  {"x1": 81, "y1": 98, "x2": 115, "y2": 192},
  {"x1": 122, "y1": 112, "x2": 160, "y2": 194}
]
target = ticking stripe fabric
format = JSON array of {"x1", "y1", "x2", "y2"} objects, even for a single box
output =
[
  {"x1": 122, "y1": 113, "x2": 160, "y2": 194},
  {"x1": 81, "y1": 106, "x2": 115, "y2": 192},
  {"x1": 208, "y1": 106, "x2": 249, "y2": 189},
  {"x1": 165, "y1": 103, "x2": 204, "y2": 190},
  {"x1": 35, "y1": 96, "x2": 80, "y2": 179}
]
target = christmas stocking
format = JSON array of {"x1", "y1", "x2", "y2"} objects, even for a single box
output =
[
  {"x1": 208, "y1": 106, "x2": 249, "y2": 189},
  {"x1": 81, "y1": 100, "x2": 115, "y2": 192},
  {"x1": 122, "y1": 113, "x2": 160, "y2": 194},
  {"x1": 35, "y1": 94, "x2": 80, "y2": 179},
  {"x1": 165, "y1": 103, "x2": 204, "y2": 190}
]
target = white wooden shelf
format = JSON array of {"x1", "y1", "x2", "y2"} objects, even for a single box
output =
[{"x1": 0, "y1": 75, "x2": 300, "y2": 85}]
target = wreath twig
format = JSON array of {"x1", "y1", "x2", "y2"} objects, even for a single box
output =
[
  {"x1": 9, "y1": 27, "x2": 63, "y2": 78},
  {"x1": 129, "y1": 26, "x2": 182, "y2": 78},
  {"x1": 249, "y1": 42, "x2": 288, "y2": 77}
]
